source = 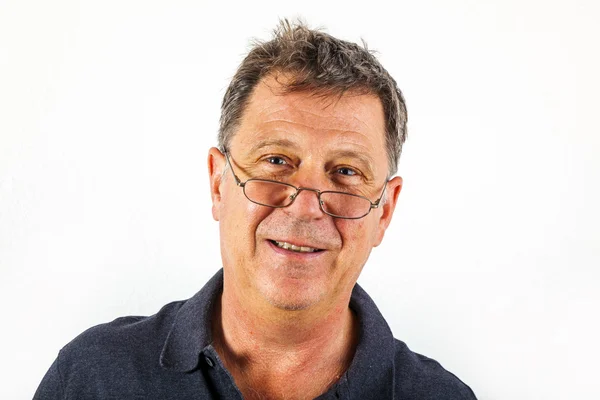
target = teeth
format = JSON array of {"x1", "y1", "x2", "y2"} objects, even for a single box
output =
[{"x1": 273, "y1": 240, "x2": 319, "y2": 253}]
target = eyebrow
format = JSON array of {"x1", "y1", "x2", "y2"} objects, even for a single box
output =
[{"x1": 247, "y1": 138, "x2": 300, "y2": 155}]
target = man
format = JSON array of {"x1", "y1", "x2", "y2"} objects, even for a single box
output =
[{"x1": 35, "y1": 20, "x2": 477, "y2": 399}]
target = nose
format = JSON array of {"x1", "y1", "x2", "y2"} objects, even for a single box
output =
[{"x1": 286, "y1": 187, "x2": 325, "y2": 220}]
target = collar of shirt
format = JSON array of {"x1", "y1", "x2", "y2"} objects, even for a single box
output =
[{"x1": 159, "y1": 269, "x2": 396, "y2": 398}]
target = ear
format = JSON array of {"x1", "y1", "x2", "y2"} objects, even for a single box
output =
[
  {"x1": 373, "y1": 176, "x2": 403, "y2": 247},
  {"x1": 208, "y1": 147, "x2": 226, "y2": 221}
]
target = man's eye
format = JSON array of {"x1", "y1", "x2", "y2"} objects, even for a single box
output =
[
  {"x1": 337, "y1": 167, "x2": 358, "y2": 176},
  {"x1": 265, "y1": 156, "x2": 287, "y2": 165}
]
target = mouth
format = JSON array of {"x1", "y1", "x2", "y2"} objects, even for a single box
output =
[{"x1": 268, "y1": 239, "x2": 324, "y2": 253}]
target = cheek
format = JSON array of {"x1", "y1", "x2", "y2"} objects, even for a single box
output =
[
  {"x1": 336, "y1": 218, "x2": 378, "y2": 255},
  {"x1": 332, "y1": 219, "x2": 377, "y2": 292},
  {"x1": 221, "y1": 192, "x2": 272, "y2": 244},
  {"x1": 219, "y1": 196, "x2": 273, "y2": 270}
]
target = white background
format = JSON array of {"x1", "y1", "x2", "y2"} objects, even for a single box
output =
[{"x1": 1, "y1": 1, "x2": 599, "y2": 399}]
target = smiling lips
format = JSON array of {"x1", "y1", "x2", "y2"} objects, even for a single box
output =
[{"x1": 270, "y1": 239, "x2": 323, "y2": 253}]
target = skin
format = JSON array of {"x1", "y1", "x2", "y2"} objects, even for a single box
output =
[{"x1": 207, "y1": 74, "x2": 403, "y2": 399}]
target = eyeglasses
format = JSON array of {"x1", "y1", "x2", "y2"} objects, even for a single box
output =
[{"x1": 224, "y1": 151, "x2": 388, "y2": 220}]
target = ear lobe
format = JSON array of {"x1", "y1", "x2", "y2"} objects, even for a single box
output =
[
  {"x1": 373, "y1": 176, "x2": 403, "y2": 247},
  {"x1": 208, "y1": 147, "x2": 226, "y2": 221}
]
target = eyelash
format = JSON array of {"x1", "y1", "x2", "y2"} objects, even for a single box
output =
[
  {"x1": 336, "y1": 167, "x2": 358, "y2": 176},
  {"x1": 264, "y1": 156, "x2": 288, "y2": 166}
]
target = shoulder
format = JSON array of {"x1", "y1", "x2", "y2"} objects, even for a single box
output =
[
  {"x1": 64, "y1": 300, "x2": 184, "y2": 351},
  {"x1": 393, "y1": 339, "x2": 477, "y2": 400},
  {"x1": 57, "y1": 300, "x2": 185, "y2": 380}
]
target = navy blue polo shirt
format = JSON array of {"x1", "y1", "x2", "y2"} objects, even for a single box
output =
[{"x1": 34, "y1": 269, "x2": 477, "y2": 399}]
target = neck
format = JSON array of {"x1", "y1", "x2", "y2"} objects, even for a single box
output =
[
  {"x1": 220, "y1": 288, "x2": 354, "y2": 348},
  {"x1": 211, "y1": 273, "x2": 359, "y2": 397}
]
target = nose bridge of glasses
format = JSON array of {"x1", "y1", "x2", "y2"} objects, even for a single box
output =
[
  {"x1": 295, "y1": 186, "x2": 322, "y2": 194},
  {"x1": 290, "y1": 187, "x2": 323, "y2": 211},
  {"x1": 290, "y1": 187, "x2": 323, "y2": 203}
]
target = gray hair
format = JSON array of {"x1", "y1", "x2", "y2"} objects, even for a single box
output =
[{"x1": 218, "y1": 19, "x2": 407, "y2": 176}]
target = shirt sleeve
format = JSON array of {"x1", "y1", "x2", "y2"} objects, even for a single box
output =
[{"x1": 33, "y1": 354, "x2": 65, "y2": 400}]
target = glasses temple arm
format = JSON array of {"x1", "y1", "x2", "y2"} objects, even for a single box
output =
[
  {"x1": 372, "y1": 179, "x2": 390, "y2": 208},
  {"x1": 224, "y1": 151, "x2": 244, "y2": 186}
]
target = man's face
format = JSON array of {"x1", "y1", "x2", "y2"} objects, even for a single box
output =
[{"x1": 208, "y1": 75, "x2": 402, "y2": 313}]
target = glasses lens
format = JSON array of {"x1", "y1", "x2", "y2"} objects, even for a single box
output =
[
  {"x1": 320, "y1": 192, "x2": 372, "y2": 219},
  {"x1": 243, "y1": 180, "x2": 296, "y2": 207}
]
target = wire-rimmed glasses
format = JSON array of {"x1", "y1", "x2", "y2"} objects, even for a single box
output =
[{"x1": 224, "y1": 151, "x2": 388, "y2": 220}]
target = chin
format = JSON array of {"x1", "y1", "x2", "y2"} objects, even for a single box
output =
[
  {"x1": 258, "y1": 277, "x2": 326, "y2": 312},
  {"x1": 267, "y1": 298, "x2": 315, "y2": 311}
]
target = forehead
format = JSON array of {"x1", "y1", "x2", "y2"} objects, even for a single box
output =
[{"x1": 231, "y1": 75, "x2": 387, "y2": 164}]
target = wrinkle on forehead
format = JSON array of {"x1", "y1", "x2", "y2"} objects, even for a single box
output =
[{"x1": 248, "y1": 76, "x2": 385, "y2": 138}]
